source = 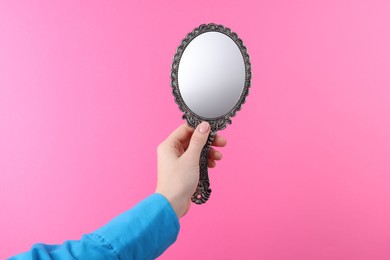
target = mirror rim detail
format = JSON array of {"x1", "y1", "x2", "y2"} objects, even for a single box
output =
[{"x1": 171, "y1": 23, "x2": 252, "y2": 131}]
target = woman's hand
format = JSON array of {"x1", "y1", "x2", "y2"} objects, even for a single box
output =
[{"x1": 155, "y1": 122, "x2": 227, "y2": 218}]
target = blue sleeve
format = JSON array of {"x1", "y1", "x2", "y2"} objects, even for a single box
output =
[{"x1": 9, "y1": 193, "x2": 180, "y2": 260}]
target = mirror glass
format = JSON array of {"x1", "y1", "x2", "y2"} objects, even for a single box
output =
[{"x1": 178, "y1": 32, "x2": 246, "y2": 118}]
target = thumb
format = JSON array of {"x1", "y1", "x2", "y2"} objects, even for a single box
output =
[{"x1": 185, "y1": 121, "x2": 210, "y2": 159}]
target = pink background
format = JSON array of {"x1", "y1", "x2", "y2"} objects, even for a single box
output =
[{"x1": 1, "y1": 0, "x2": 390, "y2": 259}]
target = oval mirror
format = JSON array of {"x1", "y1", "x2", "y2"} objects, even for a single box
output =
[{"x1": 171, "y1": 23, "x2": 252, "y2": 204}]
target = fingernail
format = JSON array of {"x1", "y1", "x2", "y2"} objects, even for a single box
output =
[{"x1": 198, "y1": 121, "x2": 209, "y2": 133}]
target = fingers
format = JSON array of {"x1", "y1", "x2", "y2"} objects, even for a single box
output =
[
  {"x1": 207, "y1": 148, "x2": 222, "y2": 168},
  {"x1": 167, "y1": 123, "x2": 194, "y2": 144},
  {"x1": 167, "y1": 122, "x2": 227, "y2": 165},
  {"x1": 208, "y1": 159, "x2": 216, "y2": 168},
  {"x1": 212, "y1": 134, "x2": 227, "y2": 147},
  {"x1": 185, "y1": 122, "x2": 210, "y2": 159},
  {"x1": 167, "y1": 123, "x2": 227, "y2": 149},
  {"x1": 208, "y1": 147, "x2": 223, "y2": 168},
  {"x1": 209, "y1": 134, "x2": 225, "y2": 168},
  {"x1": 163, "y1": 123, "x2": 193, "y2": 156},
  {"x1": 209, "y1": 147, "x2": 223, "y2": 161}
]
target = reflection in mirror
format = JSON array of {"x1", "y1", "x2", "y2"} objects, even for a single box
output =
[{"x1": 171, "y1": 24, "x2": 251, "y2": 204}]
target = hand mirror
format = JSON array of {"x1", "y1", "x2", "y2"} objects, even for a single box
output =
[{"x1": 170, "y1": 23, "x2": 252, "y2": 204}]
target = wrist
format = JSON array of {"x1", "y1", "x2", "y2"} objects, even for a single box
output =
[{"x1": 155, "y1": 191, "x2": 186, "y2": 219}]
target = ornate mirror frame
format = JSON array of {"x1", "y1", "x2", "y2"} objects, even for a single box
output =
[{"x1": 170, "y1": 23, "x2": 252, "y2": 204}]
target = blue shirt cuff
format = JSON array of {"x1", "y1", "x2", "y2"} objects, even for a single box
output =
[{"x1": 94, "y1": 193, "x2": 180, "y2": 260}]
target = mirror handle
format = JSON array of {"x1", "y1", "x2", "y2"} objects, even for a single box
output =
[{"x1": 191, "y1": 131, "x2": 217, "y2": 204}]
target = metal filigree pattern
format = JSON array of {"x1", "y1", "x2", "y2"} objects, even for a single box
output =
[
  {"x1": 170, "y1": 23, "x2": 252, "y2": 204},
  {"x1": 191, "y1": 131, "x2": 216, "y2": 204}
]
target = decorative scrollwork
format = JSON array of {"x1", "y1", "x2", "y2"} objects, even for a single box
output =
[{"x1": 191, "y1": 131, "x2": 216, "y2": 204}]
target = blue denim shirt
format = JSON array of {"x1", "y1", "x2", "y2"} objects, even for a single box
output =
[{"x1": 10, "y1": 193, "x2": 180, "y2": 260}]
